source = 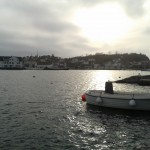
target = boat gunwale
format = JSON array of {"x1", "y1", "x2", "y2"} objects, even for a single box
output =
[{"x1": 85, "y1": 92, "x2": 150, "y2": 100}]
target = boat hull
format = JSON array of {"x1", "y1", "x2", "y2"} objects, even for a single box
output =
[{"x1": 84, "y1": 90, "x2": 150, "y2": 111}]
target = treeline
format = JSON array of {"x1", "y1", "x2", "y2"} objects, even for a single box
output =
[{"x1": 67, "y1": 53, "x2": 149, "y2": 65}]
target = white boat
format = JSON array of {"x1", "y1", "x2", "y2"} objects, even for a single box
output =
[{"x1": 81, "y1": 82, "x2": 150, "y2": 111}]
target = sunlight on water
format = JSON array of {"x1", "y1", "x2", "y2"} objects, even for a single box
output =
[
  {"x1": 88, "y1": 70, "x2": 114, "y2": 90},
  {"x1": 67, "y1": 113, "x2": 108, "y2": 149},
  {"x1": 79, "y1": 70, "x2": 115, "y2": 92},
  {"x1": 1, "y1": 70, "x2": 150, "y2": 149},
  {"x1": 79, "y1": 70, "x2": 150, "y2": 93}
]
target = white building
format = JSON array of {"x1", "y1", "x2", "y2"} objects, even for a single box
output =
[{"x1": 0, "y1": 56, "x2": 23, "y2": 69}]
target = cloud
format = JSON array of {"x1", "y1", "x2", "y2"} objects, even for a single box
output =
[
  {"x1": 71, "y1": 0, "x2": 147, "y2": 18},
  {"x1": 119, "y1": 0, "x2": 146, "y2": 18},
  {"x1": 0, "y1": 0, "x2": 95, "y2": 57},
  {"x1": 0, "y1": 0, "x2": 149, "y2": 58}
]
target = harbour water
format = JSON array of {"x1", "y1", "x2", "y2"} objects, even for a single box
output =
[{"x1": 0, "y1": 70, "x2": 150, "y2": 150}]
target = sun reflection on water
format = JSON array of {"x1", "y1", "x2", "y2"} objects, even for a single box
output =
[
  {"x1": 68, "y1": 70, "x2": 150, "y2": 149},
  {"x1": 79, "y1": 70, "x2": 149, "y2": 93},
  {"x1": 87, "y1": 70, "x2": 114, "y2": 90},
  {"x1": 67, "y1": 113, "x2": 107, "y2": 149}
]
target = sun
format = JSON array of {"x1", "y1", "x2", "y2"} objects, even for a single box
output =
[{"x1": 72, "y1": 2, "x2": 134, "y2": 44}]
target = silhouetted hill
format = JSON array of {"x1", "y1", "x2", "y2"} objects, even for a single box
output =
[
  {"x1": 72, "y1": 53, "x2": 149, "y2": 65},
  {"x1": 23, "y1": 52, "x2": 150, "y2": 70}
]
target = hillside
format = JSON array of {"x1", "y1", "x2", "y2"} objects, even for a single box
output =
[{"x1": 70, "y1": 53, "x2": 149, "y2": 65}]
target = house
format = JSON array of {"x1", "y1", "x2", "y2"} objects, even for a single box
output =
[
  {"x1": 0, "y1": 56, "x2": 23, "y2": 69},
  {"x1": 24, "y1": 60, "x2": 37, "y2": 68},
  {"x1": 71, "y1": 58, "x2": 79, "y2": 63},
  {"x1": 104, "y1": 61, "x2": 121, "y2": 70}
]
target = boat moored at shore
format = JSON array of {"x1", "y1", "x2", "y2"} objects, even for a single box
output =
[{"x1": 82, "y1": 81, "x2": 150, "y2": 111}]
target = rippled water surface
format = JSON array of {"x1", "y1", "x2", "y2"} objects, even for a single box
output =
[{"x1": 0, "y1": 70, "x2": 150, "y2": 150}]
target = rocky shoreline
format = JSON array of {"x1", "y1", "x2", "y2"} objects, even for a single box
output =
[{"x1": 114, "y1": 75, "x2": 150, "y2": 86}]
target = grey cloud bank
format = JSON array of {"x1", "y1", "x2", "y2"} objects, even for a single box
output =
[{"x1": 0, "y1": 0, "x2": 150, "y2": 58}]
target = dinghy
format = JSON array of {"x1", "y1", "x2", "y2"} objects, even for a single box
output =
[{"x1": 81, "y1": 82, "x2": 150, "y2": 111}]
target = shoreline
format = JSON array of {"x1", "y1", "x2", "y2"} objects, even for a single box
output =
[{"x1": 115, "y1": 75, "x2": 150, "y2": 86}]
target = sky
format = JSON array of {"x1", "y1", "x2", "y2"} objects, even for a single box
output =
[{"x1": 0, "y1": 0, "x2": 150, "y2": 58}]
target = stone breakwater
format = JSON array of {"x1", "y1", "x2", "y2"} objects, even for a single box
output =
[{"x1": 114, "y1": 75, "x2": 150, "y2": 86}]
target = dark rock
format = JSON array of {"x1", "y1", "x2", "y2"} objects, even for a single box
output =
[
  {"x1": 114, "y1": 75, "x2": 150, "y2": 86},
  {"x1": 139, "y1": 79, "x2": 150, "y2": 86}
]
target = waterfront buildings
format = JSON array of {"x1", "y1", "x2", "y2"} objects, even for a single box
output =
[
  {"x1": 0, "y1": 56, "x2": 23, "y2": 69},
  {"x1": 0, "y1": 53, "x2": 149, "y2": 70}
]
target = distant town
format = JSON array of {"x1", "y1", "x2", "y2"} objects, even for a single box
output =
[{"x1": 0, "y1": 53, "x2": 150, "y2": 70}]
